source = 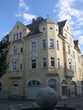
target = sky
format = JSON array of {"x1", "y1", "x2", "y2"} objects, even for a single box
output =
[{"x1": 0, "y1": 0, "x2": 83, "y2": 53}]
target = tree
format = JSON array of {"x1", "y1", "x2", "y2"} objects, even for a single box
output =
[{"x1": 0, "y1": 38, "x2": 9, "y2": 77}]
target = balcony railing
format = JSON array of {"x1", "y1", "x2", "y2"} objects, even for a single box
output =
[
  {"x1": 65, "y1": 69, "x2": 74, "y2": 78},
  {"x1": 47, "y1": 67, "x2": 64, "y2": 75}
]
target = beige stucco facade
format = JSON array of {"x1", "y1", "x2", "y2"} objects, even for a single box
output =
[{"x1": 0, "y1": 17, "x2": 82, "y2": 99}]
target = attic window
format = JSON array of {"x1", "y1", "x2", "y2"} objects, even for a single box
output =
[{"x1": 50, "y1": 27, "x2": 53, "y2": 30}]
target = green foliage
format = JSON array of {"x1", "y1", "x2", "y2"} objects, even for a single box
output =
[{"x1": 0, "y1": 41, "x2": 9, "y2": 77}]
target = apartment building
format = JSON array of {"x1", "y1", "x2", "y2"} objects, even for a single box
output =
[{"x1": 0, "y1": 17, "x2": 82, "y2": 99}]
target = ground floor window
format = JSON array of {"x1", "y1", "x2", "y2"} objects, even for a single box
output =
[
  {"x1": 62, "y1": 86, "x2": 67, "y2": 96},
  {"x1": 11, "y1": 80, "x2": 20, "y2": 96},
  {"x1": 27, "y1": 80, "x2": 41, "y2": 99},
  {"x1": 28, "y1": 80, "x2": 41, "y2": 87}
]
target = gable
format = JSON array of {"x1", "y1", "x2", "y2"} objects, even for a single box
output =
[{"x1": 9, "y1": 21, "x2": 30, "y2": 42}]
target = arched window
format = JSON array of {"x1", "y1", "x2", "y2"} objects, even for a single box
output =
[{"x1": 28, "y1": 80, "x2": 41, "y2": 87}]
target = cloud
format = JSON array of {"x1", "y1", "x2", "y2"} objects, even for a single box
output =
[
  {"x1": 79, "y1": 36, "x2": 83, "y2": 45},
  {"x1": 19, "y1": 0, "x2": 29, "y2": 11},
  {"x1": 16, "y1": 13, "x2": 36, "y2": 22},
  {"x1": 16, "y1": 0, "x2": 36, "y2": 24},
  {"x1": 56, "y1": 0, "x2": 83, "y2": 21},
  {"x1": 54, "y1": 0, "x2": 83, "y2": 39}
]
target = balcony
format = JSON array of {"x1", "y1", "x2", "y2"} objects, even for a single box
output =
[
  {"x1": 65, "y1": 69, "x2": 74, "y2": 78},
  {"x1": 48, "y1": 67, "x2": 58, "y2": 73},
  {"x1": 8, "y1": 70, "x2": 23, "y2": 79},
  {"x1": 47, "y1": 67, "x2": 64, "y2": 76}
]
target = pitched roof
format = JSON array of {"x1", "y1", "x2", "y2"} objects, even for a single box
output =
[
  {"x1": 57, "y1": 20, "x2": 67, "y2": 27},
  {"x1": 74, "y1": 40, "x2": 78, "y2": 46},
  {"x1": 57, "y1": 20, "x2": 67, "y2": 35},
  {"x1": 26, "y1": 17, "x2": 45, "y2": 34},
  {"x1": 74, "y1": 40, "x2": 81, "y2": 53}
]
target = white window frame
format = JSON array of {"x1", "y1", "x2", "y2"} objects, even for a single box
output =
[{"x1": 49, "y1": 39, "x2": 54, "y2": 48}]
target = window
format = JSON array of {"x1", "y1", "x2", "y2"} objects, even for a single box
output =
[
  {"x1": 69, "y1": 62, "x2": 72, "y2": 70},
  {"x1": 32, "y1": 59, "x2": 36, "y2": 68},
  {"x1": 20, "y1": 47, "x2": 23, "y2": 53},
  {"x1": 57, "y1": 58, "x2": 60, "y2": 68},
  {"x1": 49, "y1": 39, "x2": 54, "y2": 48},
  {"x1": 20, "y1": 64, "x2": 22, "y2": 71},
  {"x1": 13, "y1": 34, "x2": 17, "y2": 41},
  {"x1": 32, "y1": 41, "x2": 36, "y2": 51},
  {"x1": 19, "y1": 32, "x2": 22, "y2": 38},
  {"x1": 62, "y1": 86, "x2": 67, "y2": 96},
  {"x1": 31, "y1": 41, "x2": 37, "y2": 57},
  {"x1": 28, "y1": 80, "x2": 40, "y2": 87},
  {"x1": 13, "y1": 32, "x2": 22, "y2": 41},
  {"x1": 51, "y1": 57, "x2": 55, "y2": 66},
  {"x1": 13, "y1": 83, "x2": 18, "y2": 87},
  {"x1": 43, "y1": 57, "x2": 47, "y2": 67},
  {"x1": 12, "y1": 61, "x2": 16, "y2": 72},
  {"x1": 43, "y1": 39, "x2": 46, "y2": 49},
  {"x1": 13, "y1": 46, "x2": 17, "y2": 55},
  {"x1": 50, "y1": 27, "x2": 53, "y2": 30},
  {"x1": 57, "y1": 40, "x2": 59, "y2": 50},
  {"x1": 68, "y1": 46, "x2": 70, "y2": 54}
]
